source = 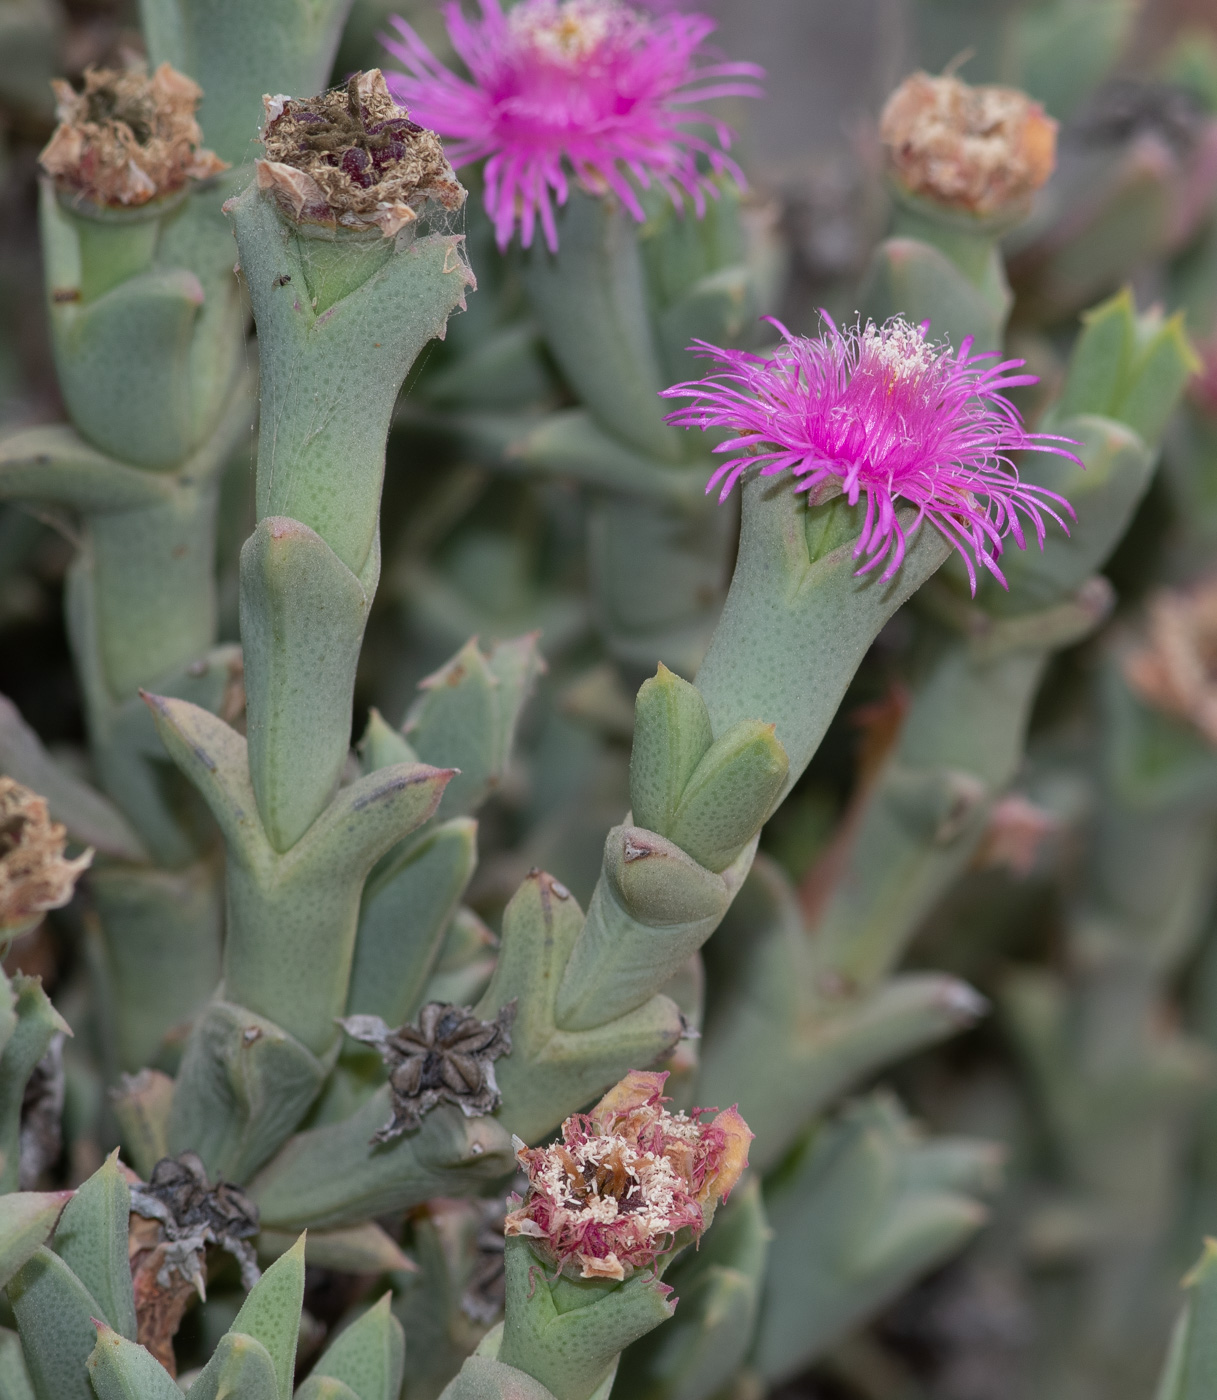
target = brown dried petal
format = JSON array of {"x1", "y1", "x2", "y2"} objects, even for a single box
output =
[
  {"x1": 257, "y1": 69, "x2": 463, "y2": 236},
  {"x1": 0, "y1": 777, "x2": 92, "y2": 938},
  {"x1": 39, "y1": 62, "x2": 227, "y2": 208},
  {"x1": 880, "y1": 71, "x2": 1057, "y2": 217}
]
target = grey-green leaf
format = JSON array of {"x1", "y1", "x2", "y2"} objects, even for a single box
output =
[
  {"x1": 629, "y1": 663, "x2": 714, "y2": 838},
  {"x1": 7, "y1": 1246, "x2": 105, "y2": 1400},
  {"x1": 86, "y1": 1325, "x2": 180, "y2": 1400},
  {"x1": 304, "y1": 1294, "x2": 404, "y2": 1400},
  {"x1": 51, "y1": 1152, "x2": 136, "y2": 1340}
]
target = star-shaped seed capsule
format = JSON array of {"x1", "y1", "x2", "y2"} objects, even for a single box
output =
[{"x1": 340, "y1": 1001, "x2": 516, "y2": 1141}]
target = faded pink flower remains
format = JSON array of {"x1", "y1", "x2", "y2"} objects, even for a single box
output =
[
  {"x1": 504, "y1": 1069, "x2": 751, "y2": 1281},
  {"x1": 383, "y1": 0, "x2": 763, "y2": 251},
  {"x1": 661, "y1": 315, "x2": 1081, "y2": 592}
]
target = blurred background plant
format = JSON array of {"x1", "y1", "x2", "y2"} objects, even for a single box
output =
[{"x1": 5, "y1": 1, "x2": 1217, "y2": 1398}]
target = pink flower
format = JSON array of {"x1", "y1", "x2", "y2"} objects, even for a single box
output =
[
  {"x1": 383, "y1": 0, "x2": 763, "y2": 251},
  {"x1": 661, "y1": 315, "x2": 1080, "y2": 592},
  {"x1": 504, "y1": 1070, "x2": 751, "y2": 1281}
]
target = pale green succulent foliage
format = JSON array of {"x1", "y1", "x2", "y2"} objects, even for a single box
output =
[{"x1": 3, "y1": 1, "x2": 1217, "y2": 1399}]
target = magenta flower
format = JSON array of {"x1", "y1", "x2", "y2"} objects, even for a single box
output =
[
  {"x1": 383, "y1": 0, "x2": 763, "y2": 252},
  {"x1": 661, "y1": 315, "x2": 1080, "y2": 591}
]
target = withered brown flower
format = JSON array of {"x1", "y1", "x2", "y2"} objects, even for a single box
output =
[
  {"x1": 0, "y1": 777, "x2": 92, "y2": 940},
  {"x1": 340, "y1": 1001, "x2": 515, "y2": 1142},
  {"x1": 880, "y1": 71, "x2": 1057, "y2": 217},
  {"x1": 39, "y1": 62, "x2": 227, "y2": 208},
  {"x1": 1123, "y1": 578, "x2": 1217, "y2": 745},
  {"x1": 127, "y1": 1152, "x2": 260, "y2": 1375},
  {"x1": 256, "y1": 69, "x2": 464, "y2": 237}
]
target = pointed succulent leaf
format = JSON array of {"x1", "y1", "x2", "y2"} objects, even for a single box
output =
[
  {"x1": 0, "y1": 696, "x2": 146, "y2": 862},
  {"x1": 861, "y1": 236, "x2": 1008, "y2": 353},
  {"x1": 694, "y1": 483, "x2": 951, "y2": 803},
  {"x1": 0, "y1": 1193, "x2": 72, "y2": 1294},
  {"x1": 151, "y1": 692, "x2": 455, "y2": 1055},
  {"x1": 476, "y1": 871, "x2": 684, "y2": 1142},
  {"x1": 257, "y1": 1224, "x2": 410, "y2": 1275},
  {"x1": 613, "y1": 1179, "x2": 769, "y2": 1400},
  {"x1": 1156, "y1": 1239, "x2": 1217, "y2": 1400},
  {"x1": 51, "y1": 1152, "x2": 136, "y2": 1339},
  {"x1": 7, "y1": 1246, "x2": 105, "y2": 1400},
  {"x1": 425, "y1": 906, "x2": 499, "y2": 1007},
  {"x1": 497, "y1": 1238, "x2": 675, "y2": 1400},
  {"x1": 141, "y1": 695, "x2": 263, "y2": 861},
  {"x1": 985, "y1": 414, "x2": 1154, "y2": 611},
  {"x1": 249, "y1": 1098, "x2": 513, "y2": 1232},
  {"x1": 1056, "y1": 287, "x2": 1199, "y2": 447},
  {"x1": 666, "y1": 719, "x2": 788, "y2": 872},
  {"x1": 0, "y1": 423, "x2": 168, "y2": 513},
  {"x1": 168, "y1": 1001, "x2": 332, "y2": 1184},
  {"x1": 240, "y1": 517, "x2": 379, "y2": 852},
  {"x1": 294, "y1": 1380, "x2": 361, "y2": 1400},
  {"x1": 655, "y1": 265, "x2": 756, "y2": 386},
  {"x1": 357, "y1": 709, "x2": 418, "y2": 776},
  {"x1": 97, "y1": 641, "x2": 244, "y2": 867},
  {"x1": 554, "y1": 829, "x2": 750, "y2": 1034},
  {"x1": 520, "y1": 189, "x2": 680, "y2": 461},
  {"x1": 437, "y1": 1356, "x2": 559, "y2": 1400},
  {"x1": 110, "y1": 1071, "x2": 174, "y2": 1181},
  {"x1": 629, "y1": 664, "x2": 714, "y2": 838},
  {"x1": 86, "y1": 1324, "x2": 180, "y2": 1400},
  {"x1": 229, "y1": 760, "x2": 455, "y2": 1053},
  {"x1": 0, "y1": 1327, "x2": 34, "y2": 1400},
  {"x1": 185, "y1": 1332, "x2": 281, "y2": 1400},
  {"x1": 465, "y1": 409, "x2": 704, "y2": 502},
  {"x1": 753, "y1": 1095, "x2": 989, "y2": 1383},
  {"x1": 1119, "y1": 306, "x2": 1199, "y2": 447},
  {"x1": 1056, "y1": 287, "x2": 1138, "y2": 424},
  {"x1": 0, "y1": 978, "x2": 72, "y2": 1194},
  {"x1": 43, "y1": 195, "x2": 206, "y2": 469},
  {"x1": 228, "y1": 182, "x2": 475, "y2": 575},
  {"x1": 348, "y1": 818, "x2": 478, "y2": 1027},
  {"x1": 224, "y1": 1236, "x2": 306, "y2": 1400},
  {"x1": 90, "y1": 862, "x2": 224, "y2": 1073},
  {"x1": 305, "y1": 1293, "x2": 404, "y2": 1400},
  {"x1": 404, "y1": 633, "x2": 543, "y2": 820}
]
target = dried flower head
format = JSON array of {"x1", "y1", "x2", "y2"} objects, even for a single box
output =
[
  {"x1": 880, "y1": 71, "x2": 1057, "y2": 217},
  {"x1": 39, "y1": 63, "x2": 227, "y2": 208},
  {"x1": 0, "y1": 777, "x2": 92, "y2": 939},
  {"x1": 661, "y1": 314, "x2": 1079, "y2": 592},
  {"x1": 340, "y1": 1001, "x2": 515, "y2": 1141},
  {"x1": 504, "y1": 1069, "x2": 751, "y2": 1281},
  {"x1": 1123, "y1": 578, "x2": 1217, "y2": 745},
  {"x1": 384, "y1": 0, "x2": 763, "y2": 251},
  {"x1": 257, "y1": 69, "x2": 464, "y2": 237},
  {"x1": 128, "y1": 1152, "x2": 260, "y2": 1373}
]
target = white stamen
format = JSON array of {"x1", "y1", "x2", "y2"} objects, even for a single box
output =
[
  {"x1": 510, "y1": 0, "x2": 632, "y2": 63},
  {"x1": 862, "y1": 320, "x2": 939, "y2": 380}
]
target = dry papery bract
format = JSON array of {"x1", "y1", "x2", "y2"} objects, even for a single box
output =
[
  {"x1": 0, "y1": 777, "x2": 91, "y2": 937},
  {"x1": 257, "y1": 69, "x2": 464, "y2": 237},
  {"x1": 880, "y1": 70, "x2": 1057, "y2": 217},
  {"x1": 40, "y1": 62, "x2": 227, "y2": 208},
  {"x1": 1124, "y1": 577, "x2": 1217, "y2": 746}
]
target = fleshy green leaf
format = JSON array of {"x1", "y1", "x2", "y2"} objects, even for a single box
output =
[{"x1": 51, "y1": 1152, "x2": 136, "y2": 1340}]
